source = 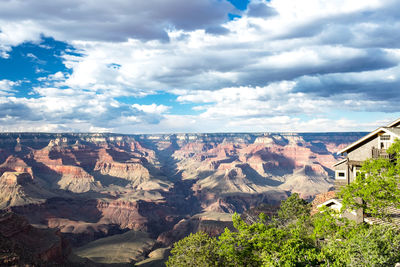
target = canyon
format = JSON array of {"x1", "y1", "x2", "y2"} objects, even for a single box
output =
[{"x1": 0, "y1": 132, "x2": 364, "y2": 265}]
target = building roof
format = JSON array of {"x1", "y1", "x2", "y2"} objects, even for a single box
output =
[
  {"x1": 338, "y1": 127, "x2": 400, "y2": 155},
  {"x1": 317, "y1": 198, "x2": 342, "y2": 209},
  {"x1": 364, "y1": 206, "x2": 400, "y2": 228},
  {"x1": 383, "y1": 127, "x2": 400, "y2": 137},
  {"x1": 332, "y1": 158, "x2": 347, "y2": 167},
  {"x1": 311, "y1": 191, "x2": 337, "y2": 215},
  {"x1": 387, "y1": 118, "x2": 400, "y2": 128}
]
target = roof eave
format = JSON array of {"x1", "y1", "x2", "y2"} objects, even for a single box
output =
[
  {"x1": 337, "y1": 127, "x2": 385, "y2": 155},
  {"x1": 332, "y1": 158, "x2": 347, "y2": 167},
  {"x1": 387, "y1": 118, "x2": 400, "y2": 128}
]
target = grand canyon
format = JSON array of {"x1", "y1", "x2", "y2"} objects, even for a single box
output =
[{"x1": 0, "y1": 132, "x2": 364, "y2": 265}]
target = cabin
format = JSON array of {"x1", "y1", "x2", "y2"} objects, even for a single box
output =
[
  {"x1": 333, "y1": 118, "x2": 400, "y2": 190},
  {"x1": 318, "y1": 118, "x2": 400, "y2": 224}
]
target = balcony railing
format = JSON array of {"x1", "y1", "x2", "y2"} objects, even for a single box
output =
[{"x1": 372, "y1": 148, "x2": 392, "y2": 159}]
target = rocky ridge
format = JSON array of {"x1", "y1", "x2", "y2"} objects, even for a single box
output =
[{"x1": 0, "y1": 132, "x2": 364, "y2": 265}]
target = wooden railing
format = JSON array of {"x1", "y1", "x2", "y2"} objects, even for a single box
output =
[{"x1": 372, "y1": 148, "x2": 392, "y2": 159}]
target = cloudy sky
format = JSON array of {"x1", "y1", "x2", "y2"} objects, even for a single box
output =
[{"x1": 0, "y1": 0, "x2": 400, "y2": 133}]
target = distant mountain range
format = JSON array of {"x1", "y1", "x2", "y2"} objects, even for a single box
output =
[{"x1": 0, "y1": 132, "x2": 365, "y2": 265}]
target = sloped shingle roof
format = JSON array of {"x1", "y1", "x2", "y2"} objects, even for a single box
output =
[{"x1": 364, "y1": 206, "x2": 400, "y2": 228}]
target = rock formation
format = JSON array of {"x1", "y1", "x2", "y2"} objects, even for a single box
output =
[
  {"x1": 0, "y1": 132, "x2": 364, "y2": 264},
  {"x1": 0, "y1": 210, "x2": 68, "y2": 265},
  {"x1": 0, "y1": 171, "x2": 56, "y2": 208}
]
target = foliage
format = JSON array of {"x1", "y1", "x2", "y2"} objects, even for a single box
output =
[
  {"x1": 166, "y1": 232, "x2": 220, "y2": 267},
  {"x1": 168, "y1": 194, "x2": 324, "y2": 267},
  {"x1": 312, "y1": 207, "x2": 355, "y2": 240},
  {"x1": 322, "y1": 224, "x2": 400, "y2": 266},
  {"x1": 217, "y1": 210, "x2": 322, "y2": 266},
  {"x1": 167, "y1": 187, "x2": 400, "y2": 266},
  {"x1": 339, "y1": 139, "x2": 400, "y2": 218},
  {"x1": 277, "y1": 193, "x2": 311, "y2": 223}
]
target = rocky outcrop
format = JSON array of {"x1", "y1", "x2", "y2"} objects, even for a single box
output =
[
  {"x1": 0, "y1": 171, "x2": 32, "y2": 186},
  {"x1": 279, "y1": 166, "x2": 334, "y2": 199},
  {"x1": 173, "y1": 133, "x2": 342, "y2": 203},
  {"x1": 33, "y1": 148, "x2": 101, "y2": 193},
  {"x1": 72, "y1": 230, "x2": 155, "y2": 265},
  {"x1": 0, "y1": 211, "x2": 68, "y2": 265},
  {"x1": 0, "y1": 171, "x2": 55, "y2": 208},
  {"x1": 0, "y1": 156, "x2": 33, "y2": 177},
  {"x1": 95, "y1": 161, "x2": 150, "y2": 182}
]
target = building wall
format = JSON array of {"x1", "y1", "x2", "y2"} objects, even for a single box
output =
[
  {"x1": 347, "y1": 135, "x2": 379, "y2": 162},
  {"x1": 336, "y1": 133, "x2": 390, "y2": 191},
  {"x1": 349, "y1": 166, "x2": 362, "y2": 183},
  {"x1": 334, "y1": 160, "x2": 349, "y2": 190},
  {"x1": 334, "y1": 161, "x2": 347, "y2": 171},
  {"x1": 334, "y1": 135, "x2": 380, "y2": 189}
]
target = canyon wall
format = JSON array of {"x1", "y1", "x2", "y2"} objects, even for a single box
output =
[{"x1": 0, "y1": 132, "x2": 364, "y2": 264}]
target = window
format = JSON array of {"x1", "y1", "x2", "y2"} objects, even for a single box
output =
[
  {"x1": 379, "y1": 134, "x2": 392, "y2": 149},
  {"x1": 380, "y1": 134, "x2": 391, "y2": 141},
  {"x1": 335, "y1": 170, "x2": 346, "y2": 179}
]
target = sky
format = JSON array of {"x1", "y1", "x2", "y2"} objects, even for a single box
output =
[{"x1": 0, "y1": 0, "x2": 400, "y2": 133}]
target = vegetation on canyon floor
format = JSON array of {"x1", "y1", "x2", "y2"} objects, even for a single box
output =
[{"x1": 167, "y1": 140, "x2": 400, "y2": 266}]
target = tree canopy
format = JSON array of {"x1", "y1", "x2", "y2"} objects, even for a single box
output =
[{"x1": 167, "y1": 194, "x2": 400, "y2": 266}]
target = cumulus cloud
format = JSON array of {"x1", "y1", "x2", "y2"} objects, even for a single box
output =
[
  {"x1": 1, "y1": 0, "x2": 400, "y2": 132},
  {"x1": 0, "y1": 86, "x2": 170, "y2": 132},
  {"x1": 0, "y1": 0, "x2": 235, "y2": 43},
  {"x1": 173, "y1": 81, "x2": 387, "y2": 120},
  {"x1": 55, "y1": 0, "x2": 400, "y2": 97},
  {"x1": 132, "y1": 104, "x2": 170, "y2": 114},
  {"x1": 246, "y1": 0, "x2": 277, "y2": 18},
  {"x1": 0, "y1": 20, "x2": 43, "y2": 57},
  {"x1": 0, "y1": 80, "x2": 18, "y2": 96}
]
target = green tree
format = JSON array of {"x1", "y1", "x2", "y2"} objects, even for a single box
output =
[
  {"x1": 277, "y1": 193, "x2": 311, "y2": 224},
  {"x1": 217, "y1": 196, "x2": 322, "y2": 267},
  {"x1": 321, "y1": 224, "x2": 400, "y2": 266},
  {"x1": 166, "y1": 232, "x2": 220, "y2": 267},
  {"x1": 312, "y1": 207, "x2": 355, "y2": 240},
  {"x1": 167, "y1": 185, "x2": 400, "y2": 266}
]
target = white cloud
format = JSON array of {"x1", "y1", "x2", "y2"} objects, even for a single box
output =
[
  {"x1": 0, "y1": 21, "x2": 43, "y2": 57},
  {"x1": 132, "y1": 104, "x2": 170, "y2": 114},
  {"x1": 175, "y1": 82, "x2": 333, "y2": 119},
  {"x1": 0, "y1": 80, "x2": 18, "y2": 96},
  {"x1": 1, "y1": 0, "x2": 400, "y2": 132},
  {"x1": 0, "y1": 85, "x2": 171, "y2": 132}
]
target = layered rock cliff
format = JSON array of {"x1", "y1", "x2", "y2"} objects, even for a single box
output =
[{"x1": 0, "y1": 132, "x2": 364, "y2": 264}]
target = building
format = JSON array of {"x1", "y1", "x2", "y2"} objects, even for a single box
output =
[
  {"x1": 333, "y1": 118, "x2": 400, "y2": 190},
  {"x1": 318, "y1": 118, "x2": 400, "y2": 224}
]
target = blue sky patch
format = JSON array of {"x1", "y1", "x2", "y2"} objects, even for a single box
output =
[
  {"x1": 228, "y1": 0, "x2": 250, "y2": 10},
  {"x1": 0, "y1": 37, "x2": 78, "y2": 98}
]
